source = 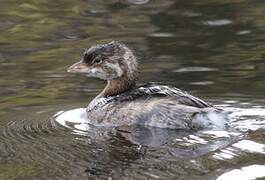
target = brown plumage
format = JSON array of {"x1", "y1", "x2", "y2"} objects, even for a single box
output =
[{"x1": 68, "y1": 41, "x2": 227, "y2": 130}]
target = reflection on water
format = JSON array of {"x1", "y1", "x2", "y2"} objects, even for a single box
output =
[
  {"x1": 0, "y1": 0, "x2": 265, "y2": 179},
  {"x1": 217, "y1": 164, "x2": 265, "y2": 180}
]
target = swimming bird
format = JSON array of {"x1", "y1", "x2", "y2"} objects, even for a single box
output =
[{"x1": 68, "y1": 41, "x2": 225, "y2": 130}]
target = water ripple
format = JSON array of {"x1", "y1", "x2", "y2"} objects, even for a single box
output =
[
  {"x1": 0, "y1": 113, "x2": 91, "y2": 178},
  {"x1": 202, "y1": 19, "x2": 232, "y2": 26}
]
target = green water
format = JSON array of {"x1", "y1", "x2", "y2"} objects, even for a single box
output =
[{"x1": 0, "y1": 0, "x2": 265, "y2": 179}]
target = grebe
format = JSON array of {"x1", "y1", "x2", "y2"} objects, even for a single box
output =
[{"x1": 68, "y1": 41, "x2": 225, "y2": 129}]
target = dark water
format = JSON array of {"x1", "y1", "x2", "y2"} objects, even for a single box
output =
[{"x1": 0, "y1": 0, "x2": 265, "y2": 179}]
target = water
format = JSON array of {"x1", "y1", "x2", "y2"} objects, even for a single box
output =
[{"x1": 0, "y1": 0, "x2": 265, "y2": 179}]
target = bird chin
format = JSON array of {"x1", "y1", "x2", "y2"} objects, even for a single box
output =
[
  {"x1": 69, "y1": 67, "x2": 112, "y2": 80},
  {"x1": 86, "y1": 73, "x2": 110, "y2": 80},
  {"x1": 68, "y1": 68, "x2": 90, "y2": 74},
  {"x1": 85, "y1": 68, "x2": 110, "y2": 80}
]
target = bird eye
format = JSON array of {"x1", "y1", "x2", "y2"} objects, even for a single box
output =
[{"x1": 93, "y1": 58, "x2": 102, "y2": 64}]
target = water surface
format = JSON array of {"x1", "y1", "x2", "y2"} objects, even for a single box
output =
[{"x1": 0, "y1": 0, "x2": 265, "y2": 179}]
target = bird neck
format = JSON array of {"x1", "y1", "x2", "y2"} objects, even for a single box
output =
[{"x1": 99, "y1": 76, "x2": 136, "y2": 97}]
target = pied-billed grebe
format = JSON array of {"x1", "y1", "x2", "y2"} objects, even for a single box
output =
[{"x1": 68, "y1": 41, "x2": 225, "y2": 129}]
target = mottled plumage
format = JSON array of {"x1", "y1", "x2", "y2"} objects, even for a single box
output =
[{"x1": 68, "y1": 41, "x2": 225, "y2": 130}]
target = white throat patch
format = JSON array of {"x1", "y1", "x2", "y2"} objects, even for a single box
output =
[{"x1": 87, "y1": 67, "x2": 106, "y2": 79}]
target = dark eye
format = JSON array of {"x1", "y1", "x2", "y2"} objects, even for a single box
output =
[{"x1": 93, "y1": 58, "x2": 102, "y2": 64}]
